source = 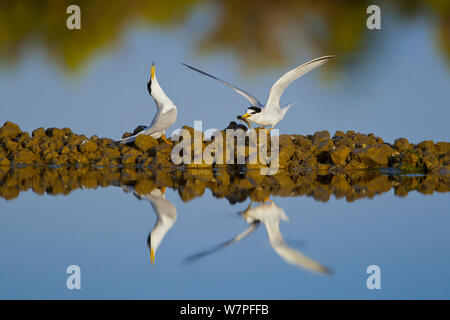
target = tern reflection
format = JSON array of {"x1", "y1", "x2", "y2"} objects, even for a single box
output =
[
  {"x1": 185, "y1": 199, "x2": 330, "y2": 274},
  {"x1": 124, "y1": 185, "x2": 177, "y2": 266}
]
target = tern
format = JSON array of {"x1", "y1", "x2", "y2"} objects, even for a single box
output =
[
  {"x1": 119, "y1": 62, "x2": 177, "y2": 144},
  {"x1": 126, "y1": 186, "x2": 177, "y2": 266},
  {"x1": 185, "y1": 199, "x2": 330, "y2": 274},
  {"x1": 183, "y1": 56, "x2": 335, "y2": 131}
]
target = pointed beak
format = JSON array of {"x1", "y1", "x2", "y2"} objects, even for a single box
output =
[
  {"x1": 241, "y1": 113, "x2": 251, "y2": 119},
  {"x1": 150, "y1": 62, "x2": 156, "y2": 80},
  {"x1": 161, "y1": 186, "x2": 166, "y2": 195},
  {"x1": 150, "y1": 248, "x2": 155, "y2": 266}
]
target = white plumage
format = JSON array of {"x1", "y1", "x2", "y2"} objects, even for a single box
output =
[
  {"x1": 119, "y1": 62, "x2": 177, "y2": 144},
  {"x1": 183, "y1": 56, "x2": 335, "y2": 130},
  {"x1": 130, "y1": 186, "x2": 177, "y2": 266},
  {"x1": 185, "y1": 199, "x2": 330, "y2": 274}
]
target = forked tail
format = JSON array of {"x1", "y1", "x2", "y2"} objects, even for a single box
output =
[{"x1": 281, "y1": 102, "x2": 296, "y2": 117}]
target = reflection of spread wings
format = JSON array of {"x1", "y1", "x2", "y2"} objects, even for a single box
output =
[
  {"x1": 183, "y1": 221, "x2": 260, "y2": 264},
  {"x1": 254, "y1": 201, "x2": 331, "y2": 274},
  {"x1": 265, "y1": 221, "x2": 330, "y2": 274}
]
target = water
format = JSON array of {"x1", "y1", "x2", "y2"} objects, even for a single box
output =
[
  {"x1": 0, "y1": 167, "x2": 449, "y2": 299},
  {"x1": 0, "y1": 1, "x2": 449, "y2": 299}
]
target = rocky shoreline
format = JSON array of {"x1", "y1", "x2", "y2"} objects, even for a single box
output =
[{"x1": 0, "y1": 121, "x2": 449, "y2": 175}]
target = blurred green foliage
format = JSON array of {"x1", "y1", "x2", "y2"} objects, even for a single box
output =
[{"x1": 0, "y1": 0, "x2": 448, "y2": 72}]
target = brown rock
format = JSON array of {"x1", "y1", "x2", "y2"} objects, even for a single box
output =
[
  {"x1": 135, "y1": 134, "x2": 158, "y2": 152},
  {"x1": 59, "y1": 145, "x2": 70, "y2": 154},
  {"x1": 352, "y1": 145, "x2": 393, "y2": 167},
  {"x1": 312, "y1": 130, "x2": 330, "y2": 145},
  {"x1": 45, "y1": 127, "x2": 65, "y2": 138},
  {"x1": 416, "y1": 140, "x2": 435, "y2": 151},
  {"x1": 0, "y1": 157, "x2": 11, "y2": 166},
  {"x1": 103, "y1": 148, "x2": 121, "y2": 159},
  {"x1": 13, "y1": 150, "x2": 38, "y2": 164},
  {"x1": 32, "y1": 127, "x2": 46, "y2": 138},
  {"x1": 435, "y1": 142, "x2": 450, "y2": 155},
  {"x1": 4, "y1": 140, "x2": 19, "y2": 153},
  {"x1": 394, "y1": 138, "x2": 411, "y2": 152},
  {"x1": 0, "y1": 121, "x2": 21, "y2": 140},
  {"x1": 80, "y1": 140, "x2": 98, "y2": 153},
  {"x1": 331, "y1": 145, "x2": 351, "y2": 166},
  {"x1": 121, "y1": 132, "x2": 133, "y2": 139}
]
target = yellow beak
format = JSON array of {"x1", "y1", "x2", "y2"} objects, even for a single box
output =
[
  {"x1": 150, "y1": 248, "x2": 155, "y2": 266},
  {"x1": 151, "y1": 64, "x2": 155, "y2": 80},
  {"x1": 241, "y1": 113, "x2": 251, "y2": 119}
]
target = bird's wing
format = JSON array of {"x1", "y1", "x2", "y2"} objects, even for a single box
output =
[
  {"x1": 266, "y1": 55, "x2": 335, "y2": 110},
  {"x1": 147, "y1": 107, "x2": 177, "y2": 134},
  {"x1": 182, "y1": 63, "x2": 262, "y2": 107},
  {"x1": 264, "y1": 220, "x2": 330, "y2": 274},
  {"x1": 183, "y1": 221, "x2": 260, "y2": 264},
  {"x1": 119, "y1": 108, "x2": 177, "y2": 144},
  {"x1": 272, "y1": 243, "x2": 331, "y2": 274}
]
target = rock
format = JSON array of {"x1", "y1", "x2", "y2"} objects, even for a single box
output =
[
  {"x1": 32, "y1": 127, "x2": 46, "y2": 138},
  {"x1": 4, "y1": 140, "x2": 19, "y2": 153},
  {"x1": 394, "y1": 138, "x2": 411, "y2": 152},
  {"x1": 134, "y1": 180, "x2": 156, "y2": 194},
  {"x1": 417, "y1": 140, "x2": 434, "y2": 150},
  {"x1": 59, "y1": 145, "x2": 70, "y2": 154},
  {"x1": 68, "y1": 153, "x2": 89, "y2": 165},
  {"x1": 352, "y1": 145, "x2": 393, "y2": 167},
  {"x1": 68, "y1": 135, "x2": 86, "y2": 147},
  {"x1": 102, "y1": 148, "x2": 121, "y2": 159},
  {"x1": 292, "y1": 135, "x2": 312, "y2": 149},
  {"x1": 135, "y1": 134, "x2": 158, "y2": 152},
  {"x1": 13, "y1": 150, "x2": 38, "y2": 164},
  {"x1": 333, "y1": 130, "x2": 346, "y2": 138},
  {"x1": 45, "y1": 127, "x2": 65, "y2": 138},
  {"x1": 312, "y1": 130, "x2": 330, "y2": 145},
  {"x1": 80, "y1": 140, "x2": 98, "y2": 153},
  {"x1": 331, "y1": 145, "x2": 351, "y2": 166},
  {"x1": 0, "y1": 121, "x2": 21, "y2": 139},
  {"x1": 435, "y1": 142, "x2": 450, "y2": 155},
  {"x1": 0, "y1": 157, "x2": 11, "y2": 166}
]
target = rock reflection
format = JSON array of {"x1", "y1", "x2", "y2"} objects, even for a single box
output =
[
  {"x1": 122, "y1": 185, "x2": 177, "y2": 266},
  {"x1": 0, "y1": 166, "x2": 449, "y2": 202},
  {"x1": 185, "y1": 199, "x2": 330, "y2": 274}
]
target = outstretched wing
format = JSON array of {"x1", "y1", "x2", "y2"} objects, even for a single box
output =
[
  {"x1": 182, "y1": 63, "x2": 262, "y2": 107},
  {"x1": 183, "y1": 221, "x2": 260, "y2": 264},
  {"x1": 266, "y1": 55, "x2": 335, "y2": 110}
]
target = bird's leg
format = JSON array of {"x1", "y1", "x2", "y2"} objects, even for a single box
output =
[{"x1": 161, "y1": 134, "x2": 173, "y2": 145}]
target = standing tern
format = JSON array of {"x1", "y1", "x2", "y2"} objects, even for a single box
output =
[
  {"x1": 183, "y1": 56, "x2": 335, "y2": 131},
  {"x1": 119, "y1": 62, "x2": 177, "y2": 144}
]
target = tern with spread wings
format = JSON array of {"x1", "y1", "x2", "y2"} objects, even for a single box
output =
[{"x1": 183, "y1": 56, "x2": 335, "y2": 131}]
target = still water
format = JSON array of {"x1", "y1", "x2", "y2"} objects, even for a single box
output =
[
  {"x1": 0, "y1": 167, "x2": 449, "y2": 299},
  {"x1": 0, "y1": 1, "x2": 449, "y2": 299}
]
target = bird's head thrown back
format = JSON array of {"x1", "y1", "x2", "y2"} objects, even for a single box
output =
[{"x1": 147, "y1": 61, "x2": 156, "y2": 95}]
